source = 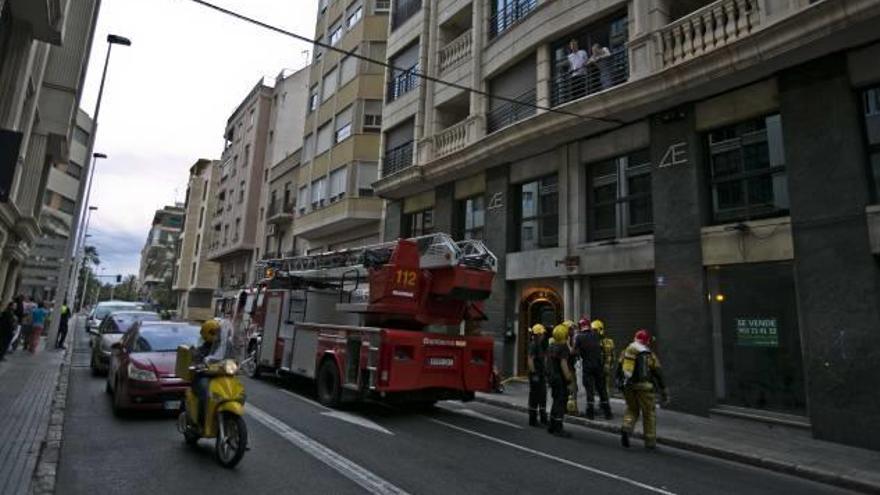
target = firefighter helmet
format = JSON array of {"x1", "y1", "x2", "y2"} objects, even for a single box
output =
[
  {"x1": 591, "y1": 319, "x2": 605, "y2": 333},
  {"x1": 552, "y1": 324, "x2": 569, "y2": 344},
  {"x1": 201, "y1": 320, "x2": 221, "y2": 344},
  {"x1": 634, "y1": 329, "x2": 650, "y2": 345},
  {"x1": 530, "y1": 323, "x2": 546, "y2": 335},
  {"x1": 578, "y1": 316, "x2": 591, "y2": 330}
]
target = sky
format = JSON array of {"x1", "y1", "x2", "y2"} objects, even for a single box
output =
[{"x1": 79, "y1": 0, "x2": 319, "y2": 279}]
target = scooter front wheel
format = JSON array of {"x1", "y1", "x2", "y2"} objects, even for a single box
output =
[{"x1": 215, "y1": 412, "x2": 247, "y2": 468}]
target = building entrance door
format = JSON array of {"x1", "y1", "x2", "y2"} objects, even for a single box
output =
[{"x1": 518, "y1": 289, "x2": 562, "y2": 375}]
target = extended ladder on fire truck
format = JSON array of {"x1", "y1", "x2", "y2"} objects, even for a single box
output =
[{"x1": 246, "y1": 234, "x2": 500, "y2": 407}]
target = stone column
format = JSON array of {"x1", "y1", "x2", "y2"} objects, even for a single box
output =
[
  {"x1": 535, "y1": 44, "x2": 552, "y2": 112},
  {"x1": 470, "y1": 0, "x2": 486, "y2": 138},
  {"x1": 627, "y1": 0, "x2": 672, "y2": 81},
  {"x1": 0, "y1": 21, "x2": 33, "y2": 129},
  {"x1": 2, "y1": 259, "x2": 21, "y2": 302},
  {"x1": 483, "y1": 165, "x2": 512, "y2": 372},
  {"x1": 0, "y1": 256, "x2": 10, "y2": 302},
  {"x1": 650, "y1": 105, "x2": 715, "y2": 415},
  {"x1": 779, "y1": 55, "x2": 880, "y2": 450}
]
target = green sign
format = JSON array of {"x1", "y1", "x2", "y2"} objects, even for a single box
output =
[{"x1": 735, "y1": 318, "x2": 779, "y2": 347}]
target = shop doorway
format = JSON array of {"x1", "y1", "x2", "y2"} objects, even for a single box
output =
[
  {"x1": 591, "y1": 272, "x2": 656, "y2": 350},
  {"x1": 517, "y1": 289, "x2": 563, "y2": 375}
]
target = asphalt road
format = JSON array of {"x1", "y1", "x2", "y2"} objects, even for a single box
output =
[{"x1": 56, "y1": 319, "x2": 855, "y2": 495}]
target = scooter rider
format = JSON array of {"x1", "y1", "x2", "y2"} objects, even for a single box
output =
[
  {"x1": 192, "y1": 320, "x2": 222, "y2": 428},
  {"x1": 527, "y1": 324, "x2": 549, "y2": 427},
  {"x1": 547, "y1": 324, "x2": 576, "y2": 438},
  {"x1": 574, "y1": 317, "x2": 612, "y2": 420}
]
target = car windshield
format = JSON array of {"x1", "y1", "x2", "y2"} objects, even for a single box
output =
[
  {"x1": 95, "y1": 304, "x2": 147, "y2": 320},
  {"x1": 105, "y1": 312, "x2": 160, "y2": 334},
  {"x1": 132, "y1": 325, "x2": 200, "y2": 353}
]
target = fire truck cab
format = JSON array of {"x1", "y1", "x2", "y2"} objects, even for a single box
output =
[{"x1": 247, "y1": 234, "x2": 498, "y2": 407}]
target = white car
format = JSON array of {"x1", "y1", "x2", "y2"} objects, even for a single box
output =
[{"x1": 87, "y1": 301, "x2": 152, "y2": 331}]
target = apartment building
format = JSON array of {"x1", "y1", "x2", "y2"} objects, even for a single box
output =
[
  {"x1": 376, "y1": 0, "x2": 880, "y2": 449},
  {"x1": 138, "y1": 204, "x2": 185, "y2": 305},
  {"x1": 206, "y1": 81, "x2": 274, "y2": 298},
  {"x1": 20, "y1": 109, "x2": 95, "y2": 301},
  {"x1": 0, "y1": 0, "x2": 100, "y2": 303},
  {"x1": 294, "y1": 0, "x2": 388, "y2": 254},
  {"x1": 262, "y1": 68, "x2": 308, "y2": 260},
  {"x1": 173, "y1": 159, "x2": 221, "y2": 321}
]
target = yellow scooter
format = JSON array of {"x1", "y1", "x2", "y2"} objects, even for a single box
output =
[{"x1": 176, "y1": 346, "x2": 248, "y2": 468}]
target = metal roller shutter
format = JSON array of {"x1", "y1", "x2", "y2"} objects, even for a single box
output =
[{"x1": 590, "y1": 273, "x2": 656, "y2": 348}]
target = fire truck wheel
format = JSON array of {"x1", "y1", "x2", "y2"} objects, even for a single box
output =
[{"x1": 316, "y1": 358, "x2": 342, "y2": 407}]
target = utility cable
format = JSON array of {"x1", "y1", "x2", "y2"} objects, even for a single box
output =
[{"x1": 186, "y1": 0, "x2": 625, "y2": 125}]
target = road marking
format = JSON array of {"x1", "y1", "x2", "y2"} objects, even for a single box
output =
[
  {"x1": 428, "y1": 418, "x2": 677, "y2": 495},
  {"x1": 247, "y1": 405, "x2": 409, "y2": 495},
  {"x1": 437, "y1": 404, "x2": 523, "y2": 429},
  {"x1": 322, "y1": 411, "x2": 393, "y2": 435},
  {"x1": 278, "y1": 388, "x2": 331, "y2": 411}
]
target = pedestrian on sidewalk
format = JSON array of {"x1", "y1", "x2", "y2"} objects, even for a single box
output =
[
  {"x1": 28, "y1": 301, "x2": 49, "y2": 354},
  {"x1": 55, "y1": 300, "x2": 71, "y2": 349},
  {"x1": 617, "y1": 329, "x2": 669, "y2": 450},
  {"x1": 18, "y1": 296, "x2": 34, "y2": 352},
  {"x1": 547, "y1": 324, "x2": 576, "y2": 438},
  {"x1": 527, "y1": 323, "x2": 549, "y2": 427},
  {"x1": 0, "y1": 301, "x2": 17, "y2": 361},
  {"x1": 574, "y1": 317, "x2": 612, "y2": 420}
]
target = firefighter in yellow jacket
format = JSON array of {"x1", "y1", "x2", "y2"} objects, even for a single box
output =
[
  {"x1": 618, "y1": 329, "x2": 668, "y2": 450},
  {"x1": 591, "y1": 319, "x2": 615, "y2": 399}
]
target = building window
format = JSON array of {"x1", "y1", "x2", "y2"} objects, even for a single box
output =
[
  {"x1": 707, "y1": 114, "x2": 788, "y2": 224},
  {"x1": 340, "y1": 55, "x2": 358, "y2": 86},
  {"x1": 363, "y1": 100, "x2": 383, "y2": 131},
  {"x1": 518, "y1": 175, "x2": 558, "y2": 250},
  {"x1": 314, "y1": 35, "x2": 325, "y2": 61},
  {"x1": 65, "y1": 160, "x2": 83, "y2": 180},
  {"x1": 392, "y1": 0, "x2": 421, "y2": 30},
  {"x1": 190, "y1": 262, "x2": 197, "y2": 285},
  {"x1": 489, "y1": 0, "x2": 537, "y2": 40},
  {"x1": 319, "y1": 0, "x2": 328, "y2": 13},
  {"x1": 404, "y1": 209, "x2": 434, "y2": 237},
  {"x1": 374, "y1": 0, "x2": 390, "y2": 12},
  {"x1": 194, "y1": 234, "x2": 201, "y2": 255},
  {"x1": 311, "y1": 177, "x2": 327, "y2": 208},
  {"x1": 322, "y1": 67, "x2": 338, "y2": 101},
  {"x1": 316, "y1": 122, "x2": 333, "y2": 155},
  {"x1": 73, "y1": 125, "x2": 89, "y2": 145},
  {"x1": 297, "y1": 185, "x2": 309, "y2": 215},
  {"x1": 458, "y1": 195, "x2": 486, "y2": 240},
  {"x1": 249, "y1": 108, "x2": 255, "y2": 126},
  {"x1": 303, "y1": 134, "x2": 314, "y2": 162},
  {"x1": 58, "y1": 195, "x2": 77, "y2": 215},
  {"x1": 347, "y1": 3, "x2": 363, "y2": 28},
  {"x1": 329, "y1": 22, "x2": 343, "y2": 46},
  {"x1": 198, "y1": 207, "x2": 205, "y2": 228},
  {"x1": 588, "y1": 149, "x2": 652, "y2": 241},
  {"x1": 308, "y1": 85, "x2": 319, "y2": 112},
  {"x1": 862, "y1": 86, "x2": 880, "y2": 202},
  {"x1": 387, "y1": 45, "x2": 420, "y2": 102},
  {"x1": 283, "y1": 182, "x2": 292, "y2": 209},
  {"x1": 239, "y1": 180, "x2": 245, "y2": 203},
  {"x1": 335, "y1": 106, "x2": 353, "y2": 143},
  {"x1": 243, "y1": 144, "x2": 250, "y2": 167},
  {"x1": 234, "y1": 218, "x2": 241, "y2": 242},
  {"x1": 357, "y1": 162, "x2": 378, "y2": 196},
  {"x1": 329, "y1": 167, "x2": 348, "y2": 202}
]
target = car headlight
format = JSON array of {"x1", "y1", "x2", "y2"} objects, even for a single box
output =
[
  {"x1": 127, "y1": 363, "x2": 158, "y2": 382},
  {"x1": 222, "y1": 360, "x2": 239, "y2": 376}
]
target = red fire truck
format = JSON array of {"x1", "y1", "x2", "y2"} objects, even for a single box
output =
[{"x1": 245, "y1": 234, "x2": 498, "y2": 407}]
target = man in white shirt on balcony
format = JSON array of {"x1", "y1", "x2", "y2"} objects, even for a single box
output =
[{"x1": 566, "y1": 39, "x2": 589, "y2": 99}]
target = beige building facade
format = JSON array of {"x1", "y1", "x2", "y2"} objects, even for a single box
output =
[
  {"x1": 377, "y1": 0, "x2": 880, "y2": 449},
  {"x1": 173, "y1": 159, "x2": 221, "y2": 321},
  {"x1": 0, "y1": 0, "x2": 100, "y2": 303},
  {"x1": 294, "y1": 0, "x2": 388, "y2": 254},
  {"x1": 138, "y1": 204, "x2": 184, "y2": 306}
]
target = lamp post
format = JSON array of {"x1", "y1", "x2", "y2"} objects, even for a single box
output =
[
  {"x1": 69, "y1": 154, "x2": 104, "y2": 306},
  {"x1": 48, "y1": 33, "x2": 131, "y2": 348},
  {"x1": 75, "y1": 208, "x2": 97, "y2": 312}
]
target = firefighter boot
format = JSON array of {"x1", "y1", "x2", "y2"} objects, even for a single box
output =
[
  {"x1": 539, "y1": 410, "x2": 548, "y2": 425},
  {"x1": 585, "y1": 404, "x2": 595, "y2": 420},
  {"x1": 529, "y1": 410, "x2": 538, "y2": 427},
  {"x1": 550, "y1": 419, "x2": 572, "y2": 438},
  {"x1": 602, "y1": 402, "x2": 613, "y2": 420}
]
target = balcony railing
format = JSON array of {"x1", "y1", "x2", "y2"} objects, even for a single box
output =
[
  {"x1": 660, "y1": 0, "x2": 760, "y2": 68},
  {"x1": 551, "y1": 48, "x2": 629, "y2": 107},
  {"x1": 391, "y1": 0, "x2": 422, "y2": 30},
  {"x1": 488, "y1": 0, "x2": 537, "y2": 40},
  {"x1": 383, "y1": 141, "x2": 415, "y2": 176},
  {"x1": 434, "y1": 116, "x2": 476, "y2": 158},
  {"x1": 487, "y1": 88, "x2": 537, "y2": 133},
  {"x1": 439, "y1": 29, "x2": 472, "y2": 74},
  {"x1": 387, "y1": 63, "x2": 420, "y2": 102}
]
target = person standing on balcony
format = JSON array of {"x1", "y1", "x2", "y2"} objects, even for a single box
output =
[
  {"x1": 589, "y1": 43, "x2": 613, "y2": 90},
  {"x1": 566, "y1": 39, "x2": 589, "y2": 100}
]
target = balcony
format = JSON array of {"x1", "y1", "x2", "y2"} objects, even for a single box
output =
[
  {"x1": 267, "y1": 201, "x2": 294, "y2": 224},
  {"x1": 551, "y1": 48, "x2": 629, "y2": 106},
  {"x1": 433, "y1": 116, "x2": 479, "y2": 158},
  {"x1": 387, "y1": 64, "x2": 421, "y2": 102},
  {"x1": 392, "y1": 0, "x2": 422, "y2": 30},
  {"x1": 488, "y1": 0, "x2": 537, "y2": 41},
  {"x1": 487, "y1": 88, "x2": 536, "y2": 133},
  {"x1": 439, "y1": 29, "x2": 472, "y2": 74},
  {"x1": 383, "y1": 141, "x2": 415, "y2": 176},
  {"x1": 659, "y1": 0, "x2": 760, "y2": 69}
]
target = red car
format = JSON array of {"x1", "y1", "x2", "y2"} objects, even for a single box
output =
[{"x1": 107, "y1": 321, "x2": 202, "y2": 414}]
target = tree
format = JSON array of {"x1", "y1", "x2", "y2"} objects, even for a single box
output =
[{"x1": 113, "y1": 275, "x2": 139, "y2": 301}]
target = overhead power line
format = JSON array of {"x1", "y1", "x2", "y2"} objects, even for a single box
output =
[{"x1": 186, "y1": 0, "x2": 625, "y2": 125}]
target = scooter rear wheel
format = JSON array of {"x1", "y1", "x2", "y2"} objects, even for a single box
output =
[{"x1": 215, "y1": 412, "x2": 247, "y2": 468}]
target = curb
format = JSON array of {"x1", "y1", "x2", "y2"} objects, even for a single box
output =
[
  {"x1": 475, "y1": 395, "x2": 880, "y2": 495},
  {"x1": 30, "y1": 330, "x2": 75, "y2": 495}
]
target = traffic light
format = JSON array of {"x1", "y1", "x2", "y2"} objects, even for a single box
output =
[{"x1": 116, "y1": 275, "x2": 122, "y2": 283}]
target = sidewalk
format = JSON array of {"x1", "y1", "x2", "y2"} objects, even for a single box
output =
[
  {"x1": 0, "y1": 324, "x2": 74, "y2": 495},
  {"x1": 477, "y1": 381, "x2": 880, "y2": 494}
]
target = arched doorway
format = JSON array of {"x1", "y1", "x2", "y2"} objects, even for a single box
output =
[{"x1": 517, "y1": 288, "x2": 563, "y2": 375}]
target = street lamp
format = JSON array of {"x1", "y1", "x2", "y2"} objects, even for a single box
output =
[
  {"x1": 76, "y1": 207, "x2": 98, "y2": 312},
  {"x1": 68, "y1": 153, "x2": 105, "y2": 308},
  {"x1": 48, "y1": 33, "x2": 131, "y2": 347}
]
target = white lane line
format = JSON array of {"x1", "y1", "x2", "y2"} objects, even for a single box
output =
[
  {"x1": 279, "y1": 388, "x2": 331, "y2": 411},
  {"x1": 247, "y1": 405, "x2": 409, "y2": 495},
  {"x1": 428, "y1": 418, "x2": 677, "y2": 495},
  {"x1": 437, "y1": 404, "x2": 523, "y2": 429},
  {"x1": 322, "y1": 411, "x2": 394, "y2": 435}
]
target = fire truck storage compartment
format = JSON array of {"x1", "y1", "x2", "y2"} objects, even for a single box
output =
[
  {"x1": 259, "y1": 291, "x2": 285, "y2": 367},
  {"x1": 290, "y1": 326, "x2": 319, "y2": 378}
]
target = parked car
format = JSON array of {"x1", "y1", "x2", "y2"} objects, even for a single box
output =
[
  {"x1": 87, "y1": 300, "x2": 152, "y2": 331},
  {"x1": 89, "y1": 311, "x2": 160, "y2": 375},
  {"x1": 106, "y1": 321, "x2": 201, "y2": 414}
]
